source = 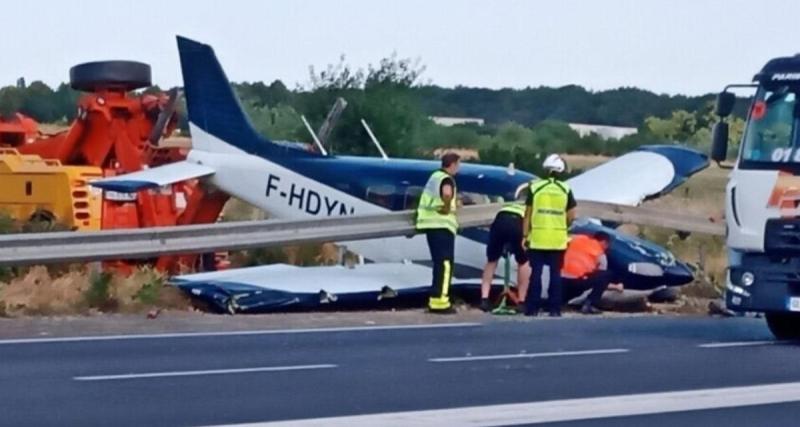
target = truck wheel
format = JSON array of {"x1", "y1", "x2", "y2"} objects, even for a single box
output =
[
  {"x1": 24, "y1": 209, "x2": 57, "y2": 232},
  {"x1": 29, "y1": 209, "x2": 55, "y2": 225},
  {"x1": 765, "y1": 312, "x2": 800, "y2": 340},
  {"x1": 69, "y1": 61, "x2": 152, "y2": 92}
]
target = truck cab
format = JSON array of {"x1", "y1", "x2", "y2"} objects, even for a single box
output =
[{"x1": 713, "y1": 55, "x2": 800, "y2": 339}]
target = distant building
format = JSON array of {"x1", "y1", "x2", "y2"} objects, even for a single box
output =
[
  {"x1": 431, "y1": 116, "x2": 485, "y2": 127},
  {"x1": 568, "y1": 123, "x2": 638, "y2": 140}
]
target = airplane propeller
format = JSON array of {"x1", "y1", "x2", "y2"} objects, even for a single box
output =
[{"x1": 148, "y1": 87, "x2": 180, "y2": 146}]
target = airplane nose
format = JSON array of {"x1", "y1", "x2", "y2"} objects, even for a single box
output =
[{"x1": 662, "y1": 262, "x2": 695, "y2": 286}]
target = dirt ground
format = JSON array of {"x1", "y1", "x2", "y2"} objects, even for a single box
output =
[{"x1": 0, "y1": 303, "x2": 722, "y2": 340}]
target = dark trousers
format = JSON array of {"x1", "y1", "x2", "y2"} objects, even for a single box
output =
[
  {"x1": 426, "y1": 229, "x2": 455, "y2": 310},
  {"x1": 526, "y1": 249, "x2": 565, "y2": 314},
  {"x1": 583, "y1": 270, "x2": 614, "y2": 306},
  {"x1": 564, "y1": 270, "x2": 615, "y2": 306}
]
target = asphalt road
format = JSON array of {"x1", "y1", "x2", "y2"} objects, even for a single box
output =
[{"x1": 1, "y1": 315, "x2": 799, "y2": 426}]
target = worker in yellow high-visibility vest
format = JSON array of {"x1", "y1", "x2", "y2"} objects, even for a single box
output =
[
  {"x1": 479, "y1": 184, "x2": 532, "y2": 312},
  {"x1": 522, "y1": 154, "x2": 577, "y2": 317},
  {"x1": 416, "y1": 153, "x2": 460, "y2": 314}
]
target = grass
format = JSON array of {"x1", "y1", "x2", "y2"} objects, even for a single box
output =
[
  {"x1": 0, "y1": 266, "x2": 191, "y2": 317},
  {"x1": 222, "y1": 198, "x2": 267, "y2": 222},
  {"x1": 562, "y1": 154, "x2": 610, "y2": 171},
  {"x1": 221, "y1": 197, "x2": 341, "y2": 267}
]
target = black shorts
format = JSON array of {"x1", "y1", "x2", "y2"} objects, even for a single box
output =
[{"x1": 486, "y1": 211, "x2": 528, "y2": 264}]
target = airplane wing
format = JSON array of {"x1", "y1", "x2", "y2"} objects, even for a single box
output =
[
  {"x1": 90, "y1": 161, "x2": 215, "y2": 192},
  {"x1": 171, "y1": 262, "x2": 502, "y2": 314},
  {"x1": 171, "y1": 244, "x2": 691, "y2": 314},
  {"x1": 568, "y1": 145, "x2": 708, "y2": 205}
]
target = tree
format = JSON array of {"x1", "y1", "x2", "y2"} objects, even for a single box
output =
[
  {"x1": 307, "y1": 55, "x2": 365, "y2": 91},
  {"x1": 52, "y1": 83, "x2": 80, "y2": 123},
  {"x1": 235, "y1": 80, "x2": 292, "y2": 108},
  {"x1": 727, "y1": 116, "x2": 746, "y2": 156},
  {"x1": 20, "y1": 81, "x2": 58, "y2": 122},
  {"x1": 296, "y1": 53, "x2": 429, "y2": 157},
  {"x1": 0, "y1": 86, "x2": 24, "y2": 118},
  {"x1": 365, "y1": 53, "x2": 426, "y2": 89},
  {"x1": 530, "y1": 120, "x2": 582, "y2": 153},
  {"x1": 243, "y1": 102, "x2": 305, "y2": 141},
  {"x1": 645, "y1": 110, "x2": 697, "y2": 142}
]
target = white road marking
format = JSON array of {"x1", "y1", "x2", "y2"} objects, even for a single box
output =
[
  {"x1": 73, "y1": 364, "x2": 337, "y2": 381},
  {"x1": 0, "y1": 322, "x2": 481, "y2": 345},
  {"x1": 429, "y1": 348, "x2": 628, "y2": 363},
  {"x1": 205, "y1": 381, "x2": 800, "y2": 426},
  {"x1": 698, "y1": 340, "x2": 779, "y2": 348}
]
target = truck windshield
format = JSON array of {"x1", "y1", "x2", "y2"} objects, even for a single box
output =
[{"x1": 740, "y1": 87, "x2": 798, "y2": 165}]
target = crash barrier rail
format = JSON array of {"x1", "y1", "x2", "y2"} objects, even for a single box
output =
[
  {"x1": 577, "y1": 201, "x2": 725, "y2": 237},
  {"x1": 0, "y1": 201, "x2": 724, "y2": 266}
]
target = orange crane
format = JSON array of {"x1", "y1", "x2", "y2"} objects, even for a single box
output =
[{"x1": 0, "y1": 61, "x2": 229, "y2": 272}]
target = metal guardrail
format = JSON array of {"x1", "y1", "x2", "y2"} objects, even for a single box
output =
[
  {"x1": 0, "y1": 201, "x2": 724, "y2": 266},
  {"x1": 577, "y1": 202, "x2": 725, "y2": 237}
]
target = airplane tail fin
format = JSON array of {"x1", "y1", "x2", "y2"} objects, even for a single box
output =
[{"x1": 177, "y1": 36, "x2": 304, "y2": 158}]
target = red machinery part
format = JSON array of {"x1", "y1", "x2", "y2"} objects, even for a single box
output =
[{"x1": 5, "y1": 61, "x2": 227, "y2": 274}]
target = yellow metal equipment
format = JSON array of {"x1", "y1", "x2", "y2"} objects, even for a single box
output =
[{"x1": 0, "y1": 148, "x2": 102, "y2": 231}]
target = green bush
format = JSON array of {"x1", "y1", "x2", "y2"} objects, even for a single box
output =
[
  {"x1": 84, "y1": 271, "x2": 114, "y2": 310},
  {"x1": 135, "y1": 276, "x2": 163, "y2": 305}
]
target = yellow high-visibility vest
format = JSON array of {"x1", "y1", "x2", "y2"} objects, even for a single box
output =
[
  {"x1": 416, "y1": 170, "x2": 458, "y2": 234},
  {"x1": 528, "y1": 178, "x2": 570, "y2": 250},
  {"x1": 499, "y1": 202, "x2": 526, "y2": 217}
]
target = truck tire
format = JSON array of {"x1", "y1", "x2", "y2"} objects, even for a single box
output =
[
  {"x1": 765, "y1": 312, "x2": 800, "y2": 340},
  {"x1": 69, "y1": 61, "x2": 152, "y2": 92},
  {"x1": 23, "y1": 209, "x2": 57, "y2": 232},
  {"x1": 29, "y1": 209, "x2": 56, "y2": 225}
]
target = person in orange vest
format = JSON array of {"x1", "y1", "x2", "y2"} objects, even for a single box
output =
[{"x1": 561, "y1": 231, "x2": 617, "y2": 315}]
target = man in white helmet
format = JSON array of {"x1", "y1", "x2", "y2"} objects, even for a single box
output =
[{"x1": 521, "y1": 154, "x2": 577, "y2": 317}]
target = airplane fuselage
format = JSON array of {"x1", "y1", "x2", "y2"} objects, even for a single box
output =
[{"x1": 189, "y1": 125, "x2": 528, "y2": 277}]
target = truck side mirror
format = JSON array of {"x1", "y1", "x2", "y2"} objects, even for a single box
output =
[
  {"x1": 711, "y1": 121, "x2": 729, "y2": 162},
  {"x1": 715, "y1": 92, "x2": 736, "y2": 117}
]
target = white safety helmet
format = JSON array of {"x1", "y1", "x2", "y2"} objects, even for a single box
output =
[{"x1": 542, "y1": 154, "x2": 566, "y2": 173}]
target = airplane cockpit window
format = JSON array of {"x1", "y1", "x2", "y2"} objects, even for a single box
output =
[
  {"x1": 366, "y1": 185, "x2": 396, "y2": 209},
  {"x1": 459, "y1": 192, "x2": 492, "y2": 206},
  {"x1": 404, "y1": 186, "x2": 423, "y2": 210}
]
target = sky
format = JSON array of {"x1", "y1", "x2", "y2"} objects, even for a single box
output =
[{"x1": 4, "y1": 0, "x2": 800, "y2": 95}]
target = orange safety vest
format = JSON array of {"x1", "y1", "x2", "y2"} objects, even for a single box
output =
[{"x1": 561, "y1": 235, "x2": 605, "y2": 279}]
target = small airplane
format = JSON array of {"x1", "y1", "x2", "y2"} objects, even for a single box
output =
[{"x1": 93, "y1": 36, "x2": 709, "y2": 313}]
